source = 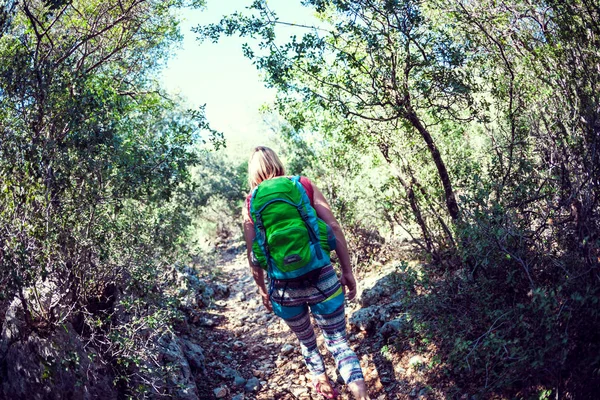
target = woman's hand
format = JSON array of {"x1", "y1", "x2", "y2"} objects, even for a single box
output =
[{"x1": 340, "y1": 273, "x2": 358, "y2": 301}]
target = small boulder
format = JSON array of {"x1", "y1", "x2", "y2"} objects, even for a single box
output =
[
  {"x1": 214, "y1": 283, "x2": 230, "y2": 299},
  {"x1": 349, "y1": 306, "x2": 382, "y2": 332},
  {"x1": 244, "y1": 377, "x2": 261, "y2": 392},
  {"x1": 235, "y1": 292, "x2": 247, "y2": 302},
  {"x1": 214, "y1": 386, "x2": 228, "y2": 398},
  {"x1": 408, "y1": 355, "x2": 426, "y2": 367},
  {"x1": 234, "y1": 375, "x2": 247, "y2": 387},
  {"x1": 378, "y1": 317, "x2": 405, "y2": 338},
  {"x1": 290, "y1": 385, "x2": 309, "y2": 397},
  {"x1": 233, "y1": 340, "x2": 245, "y2": 350},
  {"x1": 179, "y1": 338, "x2": 205, "y2": 372},
  {"x1": 280, "y1": 344, "x2": 295, "y2": 355}
]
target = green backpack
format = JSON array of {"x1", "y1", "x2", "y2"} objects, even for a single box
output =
[{"x1": 249, "y1": 176, "x2": 336, "y2": 280}]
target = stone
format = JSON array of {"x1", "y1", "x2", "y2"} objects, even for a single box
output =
[
  {"x1": 235, "y1": 292, "x2": 247, "y2": 302},
  {"x1": 359, "y1": 273, "x2": 403, "y2": 307},
  {"x1": 231, "y1": 394, "x2": 245, "y2": 400},
  {"x1": 244, "y1": 377, "x2": 261, "y2": 393},
  {"x1": 349, "y1": 306, "x2": 381, "y2": 332},
  {"x1": 378, "y1": 301, "x2": 405, "y2": 322},
  {"x1": 156, "y1": 334, "x2": 199, "y2": 400},
  {"x1": 378, "y1": 317, "x2": 405, "y2": 338},
  {"x1": 198, "y1": 317, "x2": 215, "y2": 327},
  {"x1": 214, "y1": 282, "x2": 230, "y2": 298},
  {"x1": 1, "y1": 318, "x2": 116, "y2": 399},
  {"x1": 234, "y1": 375, "x2": 247, "y2": 387},
  {"x1": 408, "y1": 355, "x2": 426, "y2": 367},
  {"x1": 179, "y1": 338, "x2": 206, "y2": 372},
  {"x1": 233, "y1": 340, "x2": 245, "y2": 350},
  {"x1": 290, "y1": 385, "x2": 309, "y2": 397},
  {"x1": 281, "y1": 344, "x2": 295, "y2": 355},
  {"x1": 214, "y1": 386, "x2": 228, "y2": 398},
  {"x1": 214, "y1": 364, "x2": 240, "y2": 380}
]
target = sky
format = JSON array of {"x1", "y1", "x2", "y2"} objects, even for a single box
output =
[{"x1": 160, "y1": 0, "x2": 322, "y2": 158}]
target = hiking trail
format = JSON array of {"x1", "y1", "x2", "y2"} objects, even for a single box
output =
[{"x1": 197, "y1": 250, "x2": 434, "y2": 400}]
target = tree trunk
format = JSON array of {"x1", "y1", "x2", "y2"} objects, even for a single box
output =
[
  {"x1": 378, "y1": 144, "x2": 434, "y2": 251},
  {"x1": 405, "y1": 109, "x2": 460, "y2": 222}
]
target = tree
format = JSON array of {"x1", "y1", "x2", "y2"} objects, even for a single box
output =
[
  {"x1": 198, "y1": 0, "x2": 600, "y2": 396},
  {"x1": 0, "y1": 0, "x2": 210, "y2": 360},
  {"x1": 198, "y1": 0, "x2": 484, "y2": 256}
]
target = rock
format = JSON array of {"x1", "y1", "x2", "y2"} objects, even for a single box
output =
[
  {"x1": 281, "y1": 344, "x2": 295, "y2": 355},
  {"x1": 157, "y1": 333, "x2": 199, "y2": 400},
  {"x1": 349, "y1": 306, "x2": 381, "y2": 332},
  {"x1": 1, "y1": 322, "x2": 116, "y2": 399},
  {"x1": 233, "y1": 340, "x2": 245, "y2": 350},
  {"x1": 290, "y1": 385, "x2": 309, "y2": 397},
  {"x1": 175, "y1": 266, "x2": 211, "y2": 309},
  {"x1": 1, "y1": 290, "x2": 117, "y2": 400},
  {"x1": 214, "y1": 364, "x2": 240, "y2": 380},
  {"x1": 231, "y1": 394, "x2": 245, "y2": 400},
  {"x1": 214, "y1": 386, "x2": 228, "y2": 398},
  {"x1": 378, "y1": 317, "x2": 405, "y2": 338},
  {"x1": 275, "y1": 357, "x2": 286, "y2": 368},
  {"x1": 250, "y1": 344, "x2": 264, "y2": 354},
  {"x1": 244, "y1": 377, "x2": 261, "y2": 393},
  {"x1": 214, "y1": 300, "x2": 227, "y2": 308},
  {"x1": 289, "y1": 362, "x2": 301, "y2": 372},
  {"x1": 235, "y1": 292, "x2": 247, "y2": 302},
  {"x1": 179, "y1": 338, "x2": 206, "y2": 372},
  {"x1": 234, "y1": 375, "x2": 247, "y2": 387},
  {"x1": 378, "y1": 301, "x2": 405, "y2": 322},
  {"x1": 359, "y1": 273, "x2": 404, "y2": 307},
  {"x1": 214, "y1": 283, "x2": 230, "y2": 299},
  {"x1": 197, "y1": 317, "x2": 215, "y2": 327},
  {"x1": 408, "y1": 355, "x2": 426, "y2": 367}
]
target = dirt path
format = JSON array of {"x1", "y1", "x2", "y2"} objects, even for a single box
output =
[{"x1": 197, "y1": 251, "x2": 423, "y2": 400}]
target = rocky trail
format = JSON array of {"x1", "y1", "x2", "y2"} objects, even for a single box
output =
[{"x1": 196, "y1": 250, "x2": 436, "y2": 400}]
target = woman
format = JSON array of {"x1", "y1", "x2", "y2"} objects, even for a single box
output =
[{"x1": 242, "y1": 146, "x2": 371, "y2": 400}]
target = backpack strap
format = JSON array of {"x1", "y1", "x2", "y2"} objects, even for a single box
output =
[
  {"x1": 250, "y1": 185, "x2": 274, "y2": 275},
  {"x1": 291, "y1": 176, "x2": 323, "y2": 261}
]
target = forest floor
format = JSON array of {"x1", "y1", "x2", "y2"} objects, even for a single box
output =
[{"x1": 196, "y1": 247, "x2": 445, "y2": 400}]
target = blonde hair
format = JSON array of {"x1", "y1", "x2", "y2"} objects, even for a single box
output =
[{"x1": 248, "y1": 146, "x2": 285, "y2": 190}]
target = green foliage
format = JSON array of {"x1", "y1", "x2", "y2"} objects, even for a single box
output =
[
  {"x1": 0, "y1": 0, "x2": 219, "y2": 397},
  {"x1": 198, "y1": 0, "x2": 600, "y2": 396},
  {"x1": 187, "y1": 151, "x2": 247, "y2": 245}
]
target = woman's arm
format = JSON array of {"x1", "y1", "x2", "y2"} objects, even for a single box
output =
[
  {"x1": 311, "y1": 182, "x2": 358, "y2": 301},
  {"x1": 242, "y1": 204, "x2": 273, "y2": 312}
]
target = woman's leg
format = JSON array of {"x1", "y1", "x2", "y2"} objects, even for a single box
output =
[
  {"x1": 311, "y1": 288, "x2": 370, "y2": 399},
  {"x1": 310, "y1": 288, "x2": 363, "y2": 383},
  {"x1": 271, "y1": 301, "x2": 327, "y2": 379}
]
